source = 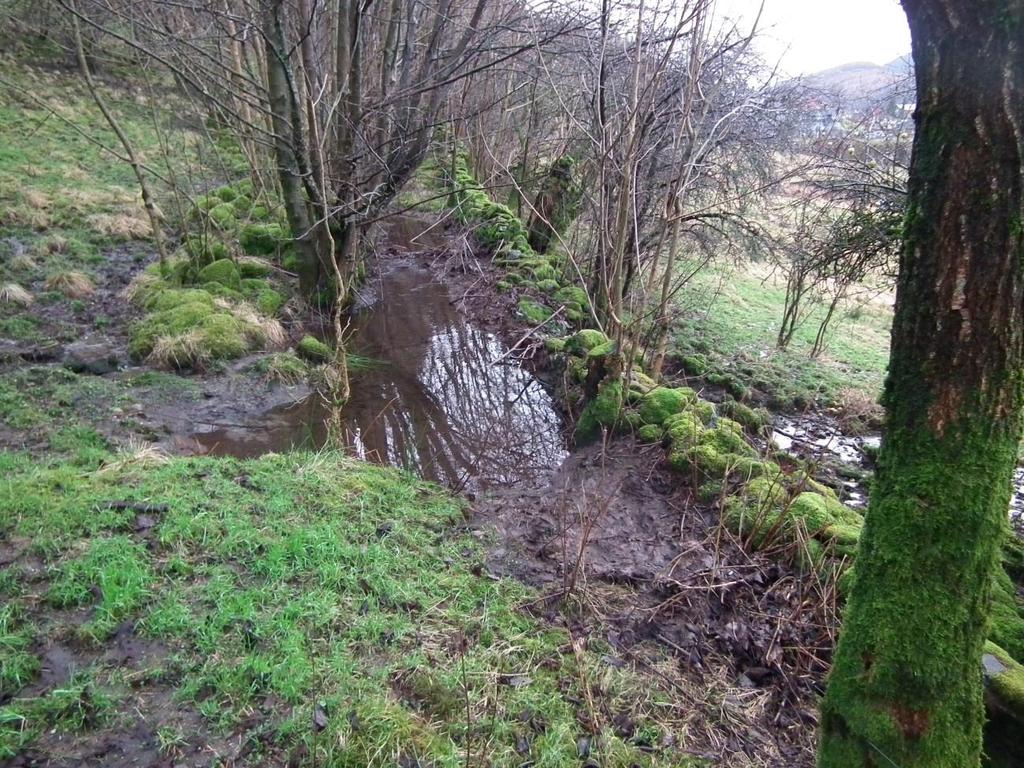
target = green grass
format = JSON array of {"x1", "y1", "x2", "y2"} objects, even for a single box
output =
[
  {"x1": 670, "y1": 261, "x2": 892, "y2": 409},
  {"x1": 0, "y1": 366, "x2": 128, "y2": 455},
  {"x1": 0, "y1": 56, "x2": 185, "y2": 276},
  {"x1": 0, "y1": 451, "x2": 698, "y2": 766}
]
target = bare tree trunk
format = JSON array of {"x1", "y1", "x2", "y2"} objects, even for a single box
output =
[
  {"x1": 650, "y1": 215, "x2": 680, "y2": 377},
  {"x1": 263, "y1": 0, "x2": 320, "y2": 297}
]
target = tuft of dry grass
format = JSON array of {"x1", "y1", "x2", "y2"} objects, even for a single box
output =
[
  {"x1": 4, "y1": 206, "x2": 51, "y2": 230},
  {"x1": 258, "y1": 352, "x2": 309, "y2": 386},
  {"x1": 45, "y1": 270, "x2": 95, "y2": 298},
  {"x1": 215, "y1": 299, "x2": 287, "y2": 348},
  {"x1": 309, "y1": 361, "x2": 347, "y2": 399},
  {"x1": 836, "y1": 387, "x2": 885, "y2": 434},
  {"x1": 99, "y1": 439, "x2": 171, "y2": 474},
  {"x1": 9, "y1": 254, "x2": 38, "y2": 274},
  {"x1": 58, "y1": 187, "x2": 135, "y2": 218},
  {"x1": 147, "y1": 330, "x2": 209, "y2": 370},
  {"x1": 89, "y1": 212, "x2": 152, "y2": 239},
  {"x1": 121, "y1": 271, "x2": 159, "y2": 303},
  {"x1": 0, "y1": 282, "x2": 34, "y2": 306},
  {"x1": 22, "y1": 189, "x2": 50, "y2": 209},
  {"x1": 42, "y1": 234, "x2": 69, "y2": 254}
]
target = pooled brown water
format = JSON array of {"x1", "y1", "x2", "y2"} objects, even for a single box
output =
[{"x1": 194, "y1": 264, "x2": 567, "y2": 489}]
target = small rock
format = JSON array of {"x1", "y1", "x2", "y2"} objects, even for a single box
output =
[
  {"x1": 576, "y1": 736, "x2": 591, "y2": 758},
  {"x1": 744, "y1": 666, "x2": 773, "y2": 685},
  {"x1": 736, "y1": 673, "x2": 756, "y2": 689},
  {"x1": 983, "y1": 653, "x2": 1008, "y2": 681},
  {"x1": 313, "y1": 702, "x2": 329, "y2": 732},
  {"x1": 62, "y1": 340, "x2": 120, "y2": 375},
  {"x1": 134, "y1": 515, "x2": 156, "y2": 531}
]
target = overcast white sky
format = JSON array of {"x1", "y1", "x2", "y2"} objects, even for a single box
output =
[{"x1": 713, "y1": 0, "x2": 912, "y2": 75}]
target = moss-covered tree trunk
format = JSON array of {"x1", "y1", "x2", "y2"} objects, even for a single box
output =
[
  {"x1": 818, "y1": 2, "x2": 1024, "y2": 766},
  {"x1": 526, "y1": 157, "x2": 580, "y2": 254}
]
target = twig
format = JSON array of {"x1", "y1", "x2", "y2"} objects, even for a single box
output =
[{"x1": 104, "y1": 501, "x2": 169, "y2": 513}]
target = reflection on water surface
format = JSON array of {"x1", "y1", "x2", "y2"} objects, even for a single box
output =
[{"x1": 195, "y1": 265, "x2": 567, "y2": 489}]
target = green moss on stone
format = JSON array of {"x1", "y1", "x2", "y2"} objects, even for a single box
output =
[
  {"x1": 698, "y1": 482, "x2": 723, "y2": 504},
  {"x1": 575, "y1": 379, "x2": 624, "y2": 443},
  {"x1": 144, "y1": 288, "x2": 215, "y2": 312},
  {"x1": 664, "y1": 411, "x2": 705, "y2": 448},
  {"x1": 254, "y1": 288, "x2": 285, "y2": 316},
  {"x1": 628, "y1": 369, "x2": 658, "y2": 394},
  {"x1": 639, "y1": 387, "x2": 696, "y2": 426},
  {"x1": 213, "y1": 184, "x2": 238, "y2": 202},
  {"x1": 719, "y1": 399, "x2": 771, "y2": 431},
  {"x1": 692, "y1": 400, "x2": 716, "y2": 425},
  {"x1": 239, "y1": 259, "x2": 272, "y2": 279},
  {"x1": 564, "y1": 329, "x2": 609, "y2": 356},
  {"x1": 786, "y1": 492, "x2": 864, "y2": 534},
  {"x1": 197, "y1": 259, "x2": 241, "y2": 291},
  {"x1": 680, "y1": 354, "x2": 708, "y2": 376},
  {"x1": 553, "y1": 286, "x2": 589, "y2": 310},
  {"x1": 128, "y1": 301, "x2": 251, "y2": 367},
  {"x1": 729, "y1": 457, "x2": 782, "y2": 482},
  {"x1": 207, "y1": 203, "x2": 237, "y2": 230},
  {"x1": 129, "y1": 301, "x2": 214, "y2": 359},
  {"x1": 568, "y1": 357, "x2": 588, "y2": 383},
  {"x1": 239, "y1": 223, "x2": 288, "y2": 256},
  {"x1": 637, "y1": 424, "x2": 664, "y2": 443},
  {"x1": 297, "y1": 335, "x2": 332, "y2": 363},
  {"x1": 517, "y1": 298, "x2": 554, "y2": 325},
  {"x1": 989, "y1": 567, "x2": 1024, "y2": 661},
  {"x1": 701, "y1": 420, "x2": 758, "y2": 459},
  {"x1": 530, "y1": 264, "x2": 558, "y2": 282},
  {"x1": 587, "y1": 339, "x2": 618, "y2": 361},
  {"x1": 194, "y1": 314, "x2": 250, "y2": 359},
  {"x1": 985, "y1": 641, "x2": 1024, "y2": 720}
]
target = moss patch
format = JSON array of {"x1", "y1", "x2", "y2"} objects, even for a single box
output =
[
  {"x1": 985, "y1": 641, "x2": 1024, "y2": 720},
  {"x1": 638, "y1": 387, "x2": 696, "y2": 426},
  {"x1": 126, "y1": 252, "x2": 286, "y2": 369},
  {"x1": 296, "y1": 335, "x2": 332, "y2": 363},
  {"x1": 196, "y1": 258, "x2": 241, "y2": 291},
  {"x1": 575, "y1": 379, "x2": 624, "y2": 443}
]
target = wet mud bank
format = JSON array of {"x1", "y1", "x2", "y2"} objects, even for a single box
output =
[{"x1": 474, "y1": 437, "x2": 830, "y2": 759}]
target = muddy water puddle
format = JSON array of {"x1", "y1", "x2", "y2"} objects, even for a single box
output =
[{"x1": 194, "y1": 264, "x2": 567, "y2": 489}]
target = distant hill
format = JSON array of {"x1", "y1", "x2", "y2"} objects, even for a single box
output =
[{"x1": 800, "y1": 56, "x2": 913, "y2": 109}]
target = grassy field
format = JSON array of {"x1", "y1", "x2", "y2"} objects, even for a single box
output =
[
  {"x1": 0, "y1": 54, "x2": 195, "y2": 271},
  {"x1": 0, "y1": 449, "x2": 697, "y2": 767},
  {"x1": 669, "y1": 260, "x2": 892, "y2": 413}
]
